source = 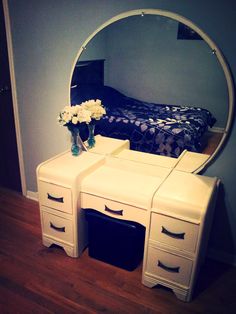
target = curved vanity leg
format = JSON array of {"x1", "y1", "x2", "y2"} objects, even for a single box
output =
[
  {"x1": 63, "y1": 245, "x2": 78, "y2": 258},
  {"x1": 142, "y1": 277, "x2": 157, "y2": 288},
  {"x1": 142, "y1": 274, "x2": 191, "y2": 302},
  {"x1": 42, "y1": 236, "x2": 78, "y2": 258},
  {"x1": 142, "y1": 274, "x2": 161, "y2": 288},
  {"x1": 42, "y1": 237, "x2": 52, "y2": 248},
  {"x1": 173, "y1": 288, "x2": 190, "y2": 302}
]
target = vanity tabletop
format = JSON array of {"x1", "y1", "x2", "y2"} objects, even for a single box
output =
[
  {"x1": 115, "y1": 148, "x2": 178, "y2": 168},
  {"x1": 81, "y1": 156, "x2": 171, "y2": 210},
  {"x1": 87, "y1": 135, "x2": 130, "y2": 155},
  {"x1": 37, "y1": 151, "x2": 105, "y2": 185},
  {"x1": 152, "y1": 170, "x2": 218, "y2": 222}
]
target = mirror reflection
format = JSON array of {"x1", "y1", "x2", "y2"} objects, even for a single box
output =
[{"x1": 70, "y1": 14, "x2": 228, "y2": 160}]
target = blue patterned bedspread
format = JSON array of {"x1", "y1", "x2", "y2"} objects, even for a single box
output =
[{"x1": 71, "y1": 85, "x2": 216, "y2": 158}]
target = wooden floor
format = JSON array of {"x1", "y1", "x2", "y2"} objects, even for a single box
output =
[
  {"x1": 201, "y1": 131, "x2": 223, "y2": 155},
  {"x1": 0, "y1": 187, "x2": 236, "y2": 314}
]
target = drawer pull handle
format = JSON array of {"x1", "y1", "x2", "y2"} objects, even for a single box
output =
[
  {"x1": 50, "y1": 222, "x2": 65, "y2": 232},
  {"x1": 104, "y1": 205, "x2": 123, "y2": 216},
  {"x1": 158, "y1": 260, "x2": 180, "y2": 273},
  {"x1": 161, "y1": 226, "x2": 185, "y2": 239},
  {"x1": 47, "y1": 193, "x2": 64, "y2": 203}
]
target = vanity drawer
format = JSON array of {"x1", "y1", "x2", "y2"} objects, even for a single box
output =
[
  {"x1": 41, "y1": 211, "x2": 74, "y2": 245},
  {"x1": 149, "y1": 213, "x2": 199, "y2": 253},
  {"x1": 81, "y1": 193, "x2": 147, "y2": 226},
  {"x1": 38, "y1": 181, "x2": 72, "y2": 214},
  {"x1": 145, "y1": 247, "x2": 193, "y2": 287}
]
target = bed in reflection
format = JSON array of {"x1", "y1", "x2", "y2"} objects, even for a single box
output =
[{"x1": 71, "y1": 84, "x2": 216, "y2": 158}]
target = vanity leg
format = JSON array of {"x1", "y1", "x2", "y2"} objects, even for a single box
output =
[
  {"x1": 142, "y1": 275, "x2": 157, "y2": 288},
  {"x1": 142, "y1": 274, "x2": 192, "y2": 302},
  {"x1": 42, "y1": 236, "x2": 78, "y2": 258},
  {"x1": 173, "y1": 287, "x2": 191, "y2": 302},
  {"x1": 63, "y1": 245, "x2": 78, "y2": 258},
  {"x1": 42, "y1": 237, "x2": 52, "y2": 248}
]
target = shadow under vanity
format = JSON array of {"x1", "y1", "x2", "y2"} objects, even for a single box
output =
[{"x1": 37, "y1": 135, "x2": 218, "y2": 302}]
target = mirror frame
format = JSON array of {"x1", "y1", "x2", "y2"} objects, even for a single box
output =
[{"x1": 69, "y1": 8, "x2": 234, "y2": 173}]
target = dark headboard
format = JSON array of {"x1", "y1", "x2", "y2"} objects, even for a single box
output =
[{"x1": 71, "y1": 59, "x2": 105, "y2": 87}]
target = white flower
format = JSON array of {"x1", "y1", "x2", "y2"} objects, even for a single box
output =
[
  {"x1": 58, "y1": 104, "x2": 91, "y2": 126},
  {"x1": 71, "y1": 105, "x2": 80, "y2": 115},
  {"x1": 81, "y1": 99, "x2": 106, "y2": 121},
  {"x1": 77, "y1": 107, "x2": 91, "y2": 123},
  {"x1": 58, "y1": 99, "x2": 105, "y2": 129},
  {"x1": 72, "y1": 116, "x2": 79, "y2": 124}
]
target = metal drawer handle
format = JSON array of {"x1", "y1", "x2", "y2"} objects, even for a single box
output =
[
  {"x1": 161, "y1": 226, "x2": 185, "y2": 239},
  {"x1": 104, "y1": 205, "x2": 123, "y2": 216},
  {"x1": 47, "y1": 193, "x2": 64, "y2": 203},
  {"x1": 50, "y1": 222, "x2": 65, "y2": 232},
  {"x1": 158, "y1": 260, "x2": 180, "y2": 273}
]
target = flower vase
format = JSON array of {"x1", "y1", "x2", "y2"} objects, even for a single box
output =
[
  {"x1": 87, "y1": 123, "x2": 96, "y2": 148},
  {"x1": 70, "y1": 128, "x2": 82, "y2": 156}
]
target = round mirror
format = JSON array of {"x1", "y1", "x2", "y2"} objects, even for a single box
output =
[{"x1": 70, "y1": 9, "x2": 234, "y2": 173}]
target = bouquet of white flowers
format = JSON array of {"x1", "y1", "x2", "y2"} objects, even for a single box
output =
[
  {"x1": 58, "y1": 105, "x2": 91, "y2": 127},
  {"x1": 81, "y1": 99, "x2": 106, "y2": 148},
  {"x1": 58, "y1": 105, "x2": 92, "y2": 156},
  {"x1": 58, "y1": 100, "x2": 106, "y2": 154},
  {"x1": 80, "y1": 99, "x2": 106, "y2": 121}
]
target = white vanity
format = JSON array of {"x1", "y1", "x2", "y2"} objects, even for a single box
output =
[
  {"x1": 37, "y1": 136, "x2": 129, "y2": 257},
  {"x1": 37, "y1": 135, "x2": 218, "y2": 302}
]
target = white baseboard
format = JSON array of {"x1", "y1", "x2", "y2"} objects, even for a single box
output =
[
  {"x1": 26, "y1": 190, "x2": 38, "y2": 202},
  {"x1": 207, "y1": 248, "x2": 236, "y2": 266}
]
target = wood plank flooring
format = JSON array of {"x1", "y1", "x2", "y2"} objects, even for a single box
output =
[
  {"x1": 201, "y1": 131, "x2": 223, "y2": 155},
  {"x1": 0, "y1": 187, "x2": 236, "y2": 313}
]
